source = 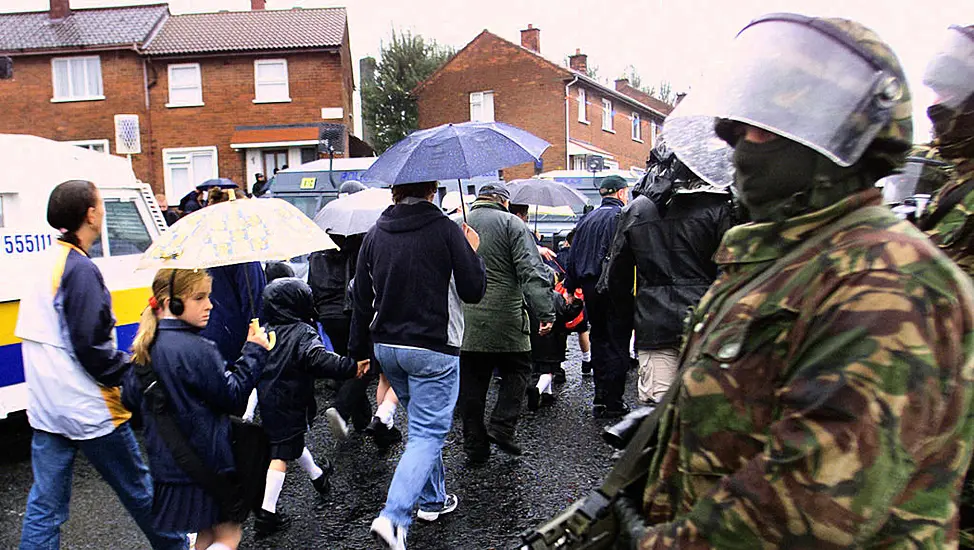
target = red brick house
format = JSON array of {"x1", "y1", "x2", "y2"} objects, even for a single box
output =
[
  {"x1": 414, "y1": 26, "x2": 673, "y2": 181},
  {"x1": 0, "y1": 0, "x2": 361, "y2": 204}
]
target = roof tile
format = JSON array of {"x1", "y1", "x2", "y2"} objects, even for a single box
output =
[
  {"x1": 0, "y1": 4, "x2": 168, "y2": 53},
  {"x1": 144, "y1": 8, "x2": 346, "y2": 55}
]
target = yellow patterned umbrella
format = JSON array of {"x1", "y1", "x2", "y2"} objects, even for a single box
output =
[{"x1": 138, "y1": 196, "x2": 337, "y2": 271}]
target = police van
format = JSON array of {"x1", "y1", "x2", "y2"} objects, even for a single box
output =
[{"x1": 0, "y1": 135, "x2": 167, "y2": 419}]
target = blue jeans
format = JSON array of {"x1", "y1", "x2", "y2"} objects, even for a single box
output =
[
  {"x1": 374, "y1": 344, "x2": 460, "y2": 531},
  {"x1": 20, "y1": 424, "x2": 188, "y2": 550}
]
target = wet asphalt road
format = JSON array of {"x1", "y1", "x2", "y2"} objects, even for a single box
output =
[{"x1": 0, "y1": 342, "x2": 639, "y2": 549}]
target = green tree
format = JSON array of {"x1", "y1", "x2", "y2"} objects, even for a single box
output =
[
  {"x1": 620, "y1": 65, "x2": 642, "y2": 89},
  {"x1": 645, "y1": 80, "x2": 674, "y2": 105},
  {"x1": 362, "y1": 30, "x2": 453, "y2": 153}
]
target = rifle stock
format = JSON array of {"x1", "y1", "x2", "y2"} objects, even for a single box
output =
[{"x1": 519, "y1": 489, "x2": 618, "y2": 550}]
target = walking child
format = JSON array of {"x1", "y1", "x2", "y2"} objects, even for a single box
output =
[
  {"x1": 125, "y1": 268, "x2": 271, "y2": 550},
  {"x1": 254, "y1": 277, "x2": 369, "y2": 535}
]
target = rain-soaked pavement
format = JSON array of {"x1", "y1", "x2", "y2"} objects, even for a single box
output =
[{"x1": 0, "y1": 342, "x2": 638, "y2": 549}]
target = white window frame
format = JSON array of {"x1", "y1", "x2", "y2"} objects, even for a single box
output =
[
  {"x1": 253, "y1": 59, "x2": 291, "y2": 104},
  {"x1": 50, "y1": 56, "x2": 104, "y2": 102},
  {"x1": 602, "y1": 99, "x2": 614, "y2": 132},
  {"x1": 63, "y1": 139, "x2": 110, "y2": 154},
  {"x1": 469, "y1": 91, "x2": 495, "y2": 122},
  {"x1": 166, "y1": 63, "x2": 204, "y2": 108},
  {"x1": 631, "y1": 112, "x2": 642, "y2": 142},
  {"x1": 577, "y1": 88, "x2": 588, "y2": 123},
  {"x1": 162, "y1": 146, "x2": 219, "y2": 204}
]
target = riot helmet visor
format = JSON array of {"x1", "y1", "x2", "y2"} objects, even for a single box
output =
[{"x1": 923, "y1": 26, "x2": 974, "y2": 110}]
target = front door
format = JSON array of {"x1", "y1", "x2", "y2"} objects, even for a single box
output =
[{"x1": 263, "y1": 150, "x2": 288, "y2": 176}]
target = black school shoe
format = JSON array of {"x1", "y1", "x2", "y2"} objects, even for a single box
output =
[
  {"x1": 367, "y1": 417, "x2": 403, "y2": 450},
  {"x1": 254, "y1": 509, "x2": 292, "y2": 536},
  {"x1": 593, "y1": 402, "x2": 632, "y2": 419},
  {"x1": 526, "y1": 386, "x2": 541, "y2": 411},
  {"x1": 553, "y1": 366, "x2": 567, "y2": 384},
  {"x1": 486, "y1": 430, "x2": 523, "y2": 456},
  {"x1": 581, "y1": 361, "x2": 593, "y2": 376}
]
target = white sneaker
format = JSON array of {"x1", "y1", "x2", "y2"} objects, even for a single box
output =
[
  {"x1": 416, "y1": 493, "x2": 458, "y2": 522},
  {"x1": 325, "y1": 407, "x2": 349, "y2": 440},
  {"x1": 370, "y1": 515, "x2": 406, "y2": 549}
]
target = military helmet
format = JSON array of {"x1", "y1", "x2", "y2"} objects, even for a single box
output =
[
  {"x1": 662, "y1": 14, "x2": 912, "y2": 188},
  {"x1": 923, "y1": 25, "x2": 974, "y2": 110}
]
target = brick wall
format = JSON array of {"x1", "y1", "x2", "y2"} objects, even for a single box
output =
[
  {"x1": 0, "y1": 50, "x2": 154, "y2": 182},
  {"x1": 147, "y1": 50, "x2": 349, "y2": 194},
  {"x1": 416, "y1": 31, "x2": 660, "y2": 179},
  {"x1": 417, "y1": 32, "x2": 567, "y2": 181}
]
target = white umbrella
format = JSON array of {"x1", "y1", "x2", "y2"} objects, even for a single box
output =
[
  {"x1": 313, "y1": 188, "x2": 392, "y2": 236},
  {"x1": 138, "y1": 196, "x2": 337, "y2": 271}
]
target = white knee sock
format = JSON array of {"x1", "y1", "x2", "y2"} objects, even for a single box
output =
[
  {"x1": 242, "y1": 389, "x2": 258, "y2": 422},
  {"x1": 205, "y1": 544, "x2": 232, "y2": 550},
  {"x1": 375, "y1": 400, "x2": 396, "y2": 428},
  {"x1": 581, "y1": 351, "x2": 591, "y2": 362},
  {"x1": 297, "y1": 447, "x2": 323, "y2": 480},
  {"x1": 536, "y1": 374, "x2": 553, "y2": 394},
  {"x1": 261, "y1": 469, "x2": 286, "y2": 513}
]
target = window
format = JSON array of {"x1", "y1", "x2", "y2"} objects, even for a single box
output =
[
  {"x1": 651, "y1": 121, "x2": 660, "y2": 146},
  {"x1": 602, "y1": 99, "x2": 613, "y2": 132},
  {"x1": 64, "y1": 139, "x2": 109, "y2": 154},
  {"x1": 104, "y1": 200, "x2": 153, "y2": 256},
  {"x1": 51, "y1": 56, "x2": 103, "y2": 102},
  {"x1": 163, "y1": 147, "x2": 218, "y2": 203},
  {"x1": 469, "y1": 91, "x2": 495, "y2": 122},
  {"x1": 577, "y1": 88, "x2": 588, "y2": 123},
  {"x1": 571, "y1": 155, "x2": 587, "y2": 171},
  {"x1": 263, "y1": 150, "x2": 288, "y2": 177},
  {"x1": 167, "y1": 63, "x2": 203, "y2": 107},
  {"x1": 631, "y1": 112, "x2": 642, "y2": 141},
  {"x1": 300, "y1": 147, "x2": 318, "y2": 165},
  {"x1": 254, "y1": 59, "x2": 290, "y2": 103}
]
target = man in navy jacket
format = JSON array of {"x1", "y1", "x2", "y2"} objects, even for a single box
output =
[{"x1": 350, "y1": 180, "x2": 485, "y2": 549}]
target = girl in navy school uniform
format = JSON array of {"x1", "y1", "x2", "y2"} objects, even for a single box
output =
[
  {"x1": 253, "y1": 277, "x2": 368, "y2": 535},
  {"x1": 125, "y1": 268, "x2": 271, "y2": 550}
]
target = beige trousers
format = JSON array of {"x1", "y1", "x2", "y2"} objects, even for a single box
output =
[{"x1": 637, "y1": 348, "x2": 679, "y2": 404}]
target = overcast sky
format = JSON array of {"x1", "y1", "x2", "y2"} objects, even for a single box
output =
[{"x1": 4, "y1": 0, "x2": 967, "y2": 142}]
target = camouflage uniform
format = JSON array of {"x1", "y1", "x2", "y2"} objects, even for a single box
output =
[
  {"x1": 910, "y1": 143, "x2": 954, "y2": 197},
  {"x1": 923, "y1": 160, "x2": 974, "y2": 276},
  {"x1": 638, "y1": 188, "x2": 974, "y2": 548}
]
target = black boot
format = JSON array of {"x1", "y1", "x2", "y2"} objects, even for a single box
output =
[
  {"x1": 581, "y1": 361, "x2": 592, "y2": 376},
  {"x1": 254, "y1": 508, "x2": 292, "y2": 536}
]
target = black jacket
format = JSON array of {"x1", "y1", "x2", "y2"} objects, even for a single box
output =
[
  {"x1": 258, "y1": 278, "x2": 357, "y2": 443},
  {"x1": 308, "y1": 234, "x2": 363, "y2": 321},
  {"x1": 600, "y1": 193, "x2": 732, "y2": 350},
  {"x1": 566, "y1": 196, "x2": 624, "y2": 292},
  {"x1": 349, "y1": 199, "x2": 486, "y2": 360}
]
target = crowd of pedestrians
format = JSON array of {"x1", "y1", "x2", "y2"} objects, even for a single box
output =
[{"x1": 12, "y1": 14, "x2": 974, "y2": 550}]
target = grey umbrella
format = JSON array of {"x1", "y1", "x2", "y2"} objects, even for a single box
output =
[{"x1": 506, "y1": 178, "x2": 588, "y2": 208}]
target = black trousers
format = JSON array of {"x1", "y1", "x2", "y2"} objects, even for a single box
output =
[
  {"x1": 459, "y1": 351, "x2": 532, "y2": 455},
  {"x1": 582, "y1": 282, "x2": 629, "y2": 409},
  {"x1": 320, "y1": 316, "x2": 373, "y2": 430}
]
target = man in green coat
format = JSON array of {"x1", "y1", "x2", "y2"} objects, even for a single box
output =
[
  {"x1": 459, "y1": 185, "x2": 555, "y2": 464},
  {"x1": 629, "y1": 15, "x2": 974, "y2": 549}
]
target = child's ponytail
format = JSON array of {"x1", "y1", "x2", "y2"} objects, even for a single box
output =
[{"x1": 131, "y1": 305, "x2": 159, "y2": 365}]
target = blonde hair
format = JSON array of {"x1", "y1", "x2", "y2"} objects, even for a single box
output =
[{"x1": 131, "y1": 268, "x2": 211, "y2": 365}]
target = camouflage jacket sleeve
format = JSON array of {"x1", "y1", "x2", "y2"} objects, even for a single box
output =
[
  {"x1": 638, "y1": 268, "x2": 974, "y2": 549},
  {"x1": 922, "y1": 161, "x2": 974, "y2": 277}
]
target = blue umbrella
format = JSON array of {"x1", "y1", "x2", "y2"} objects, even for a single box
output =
[
  {"x1": 196, "y1": 177, "x2": 239, "y2": 190},
  {"x1": 360, "y1": 122, "x2": 550, "y2": 221}
]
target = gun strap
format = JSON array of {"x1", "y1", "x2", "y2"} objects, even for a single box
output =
[
  {"x1": 919, "y1": 177, "x2": 974, "y2": 231},
  {"x1": 597, "y1": 205, "x2": 889, "y2": 499}
]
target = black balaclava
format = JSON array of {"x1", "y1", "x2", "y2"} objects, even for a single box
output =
[
  {"x1": 929, "y1": 93, "x2": 974, "y2": 161},
  {"x1": 731, "y1": 132, "x2": 877, "y2": 223}
]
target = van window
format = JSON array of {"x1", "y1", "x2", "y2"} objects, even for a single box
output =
[
  {"x1": 281, "y1": 196, "x2": 322, "y2": 219},
  {"x1": 104, "y1": 200, "x2": 153, "y2": 256}
]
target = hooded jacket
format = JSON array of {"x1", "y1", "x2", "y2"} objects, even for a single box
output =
[
  {"x1": 308, "y1": 234, "x2": 363, "y2": 321},
  {"x1": 349, "y1": 199, "x2": 486, "y2": 360},
  {"x1": 600, "y1": 193, "x2": 732, "y2": 350},
  {"x1": 258, "y1": 278, "x2": 357, "y2": 443}
]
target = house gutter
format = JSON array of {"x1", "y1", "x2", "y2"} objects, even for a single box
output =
[{"x1": 564, "y1": 75, "x2": 579, "y2": 170}]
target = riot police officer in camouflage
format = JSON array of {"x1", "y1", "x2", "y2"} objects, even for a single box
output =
[{"x1": 629, "y1": 14, "x2": 974, "y2": 549}]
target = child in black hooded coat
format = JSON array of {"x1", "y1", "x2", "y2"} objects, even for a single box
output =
[{"x1": 254, "y1": 277, "x2": 366, "y2": 535}]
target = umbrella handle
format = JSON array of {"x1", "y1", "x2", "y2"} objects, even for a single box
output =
[{"x1": 250, "y1": 318, "x2": 276, "y2": 350}]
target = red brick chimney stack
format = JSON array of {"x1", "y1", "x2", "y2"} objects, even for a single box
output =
[
  {"x1": 614, "y1": 78, "x2": 630, "y2": 91},
  {"x1": 50, "y1": 0, "x2": 71, "y2": 20},
  {"x1": 251, "y1": 0, "x2": 266, "y2": 10},
  {"x1": 569, "y1": 49, "x2": 588, "y2": 74},
  {"x1": 520, "y1": 24, "x2": 540, "y2": 53}
]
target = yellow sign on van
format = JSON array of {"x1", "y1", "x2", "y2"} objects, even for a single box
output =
[{"x1": 300, "y1": 177, "x2": 317, "y2": 189}]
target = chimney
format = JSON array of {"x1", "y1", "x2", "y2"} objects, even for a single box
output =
[
  {"x1": 520, "y1": 24, "x2": 540, "y2": 53},
  {"x1": 614, "y1": 78, "x2": 629, "y2": 91},
  {"x1": 569, "y1": 49, "x2": 587, "y2": 74},
  {"x1": 49, "y1": 0, "x2": 70, "y2": 20},
  {"x1": 251, "y1": 0, "x2": 266, "y2": 10},
  {"x1": 675, "y1": 92, "x2": 687, "y2": 106}
]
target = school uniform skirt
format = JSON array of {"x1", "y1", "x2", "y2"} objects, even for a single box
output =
[
  {"x1": 269, "y1": 433, "x2": 305, "y2": 461},
  {"x1": 153, "y1": 481, "x2": 222, "y2": 533}
]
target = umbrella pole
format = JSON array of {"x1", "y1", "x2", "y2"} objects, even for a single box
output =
[
  {"x1": 534, "y1": 203, "x2": 539, "y2": 235},
  {"x1": 243, "y1": 265, "x2": 257, "y2": 320},
  {"x1": 458, "y1": 179, "x2": 467, "y2": 223}
]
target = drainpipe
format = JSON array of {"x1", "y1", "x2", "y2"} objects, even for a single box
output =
[{"x1": 564, "y1": 75, "x2": 579, "y2": 170}]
